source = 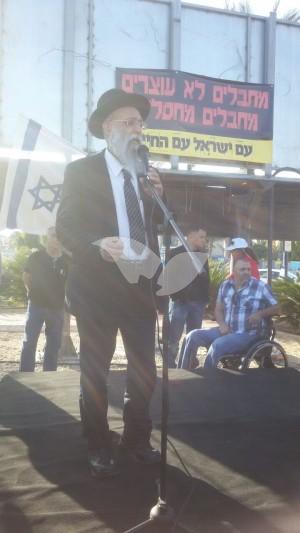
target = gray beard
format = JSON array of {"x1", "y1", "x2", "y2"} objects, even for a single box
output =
[{"x1": 107, "y1": 131, "x2": 142, "y2": 175}]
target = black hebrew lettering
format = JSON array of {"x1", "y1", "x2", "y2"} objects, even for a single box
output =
[
  {"x1": 235, "y1": 144, "x2": 253, "y2": 157},
  {"x1": 216, "y1": 142, "x2": 231, "y2": 154},
  {"x1": 143, "y1": 134, "x2": 169, "y2": 149},
  {"x1": 172, "y1": 137, "x2": 190, "y2": 150},
  {"x1": 193, "y1": 138, "x2": 233, "y2": 155}
]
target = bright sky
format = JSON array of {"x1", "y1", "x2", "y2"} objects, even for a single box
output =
[{"x1": 183, "y1": 0, "x2": 299, "y2": 18}]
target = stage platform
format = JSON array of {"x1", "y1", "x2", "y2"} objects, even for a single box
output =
[{"x1": 1, "y1": 368, "x2": 300, "y2": 532}]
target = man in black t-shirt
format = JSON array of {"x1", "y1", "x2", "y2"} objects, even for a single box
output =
[
  {"x1": 167, "y1": 225, "x2": 210, "y2": 368},
  {"x1": 20, "y1": 227, "x2": 68, "y2": 371}
]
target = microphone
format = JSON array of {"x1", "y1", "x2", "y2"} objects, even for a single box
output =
[{"x1": 136, "y1": 144, "x2": 149, "y2": 177}]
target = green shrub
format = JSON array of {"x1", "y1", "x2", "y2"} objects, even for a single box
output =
[
  {"x1": 1, "y1": 246, "x2": 33, "y2": 306},
  {"x1": 206, "y1": 260, "x2": 229, "y2": 317},
  {"x1": 273, "y1": 277, "x2": 300, "y2": 333}
]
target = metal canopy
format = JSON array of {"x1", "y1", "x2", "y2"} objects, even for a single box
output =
[{"x1": 161, "y1": 170, "x2": 300, "y2": 240}]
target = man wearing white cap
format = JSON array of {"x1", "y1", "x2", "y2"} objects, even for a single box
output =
[{"x1": 226, "y1": 237, "x2": 260, "y2": 280}]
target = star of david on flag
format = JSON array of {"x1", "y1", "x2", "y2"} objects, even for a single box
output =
[
  {"x1": 29, "y1": 176, "x2": 62, "y2": 212},
  {"x1": 0, "y1": 117, "x2": 84, "y2": 235}
]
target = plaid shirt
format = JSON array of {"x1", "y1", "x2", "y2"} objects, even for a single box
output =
[{"x1": 216, "y1": 277, "x2": 278, "y2": 334}]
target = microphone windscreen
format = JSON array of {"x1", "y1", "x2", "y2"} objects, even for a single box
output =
[{"x1": 137, "y1": 144, "x2": 149, "y2": 173}]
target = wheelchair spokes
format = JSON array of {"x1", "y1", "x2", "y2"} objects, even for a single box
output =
[
  {"x1": 218, "y1": 341, "x2": 288, "y2": 371},
  {"x1": 217, "y1": 355, "x2": 244, "y2": 370},
  {"x1": 245, "y1": 341, "x2": 288, "y2": 370}
]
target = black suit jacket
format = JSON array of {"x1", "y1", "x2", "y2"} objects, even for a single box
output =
[
  {"x1": 167, "y1": 245, "x2": 210, "y2": 304},
  {"x1": 56, "y1": 151, "x2": 162, "y2": 320}
]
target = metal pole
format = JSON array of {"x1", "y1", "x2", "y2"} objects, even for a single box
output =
[
  {"x1": 169, "y1": 0, "x2": 181, "y2": 171},
  {"x1": 284, "y1": 245, "x2": 288, "y2": 278},
  {"x1": 62, "y1": 0, "x2": 75, "y2": 141},
  {"x1": 61, "y1": 0, "x2": 77, "y2": 361},
  {"x1": 169, "y1": 0, "x2": 181, "y2": 70},
  {"x1": 0, "y1": 0, "x2": 5, "y2": 146},
  {"x1": 264, "y1": 10, "x2": 277, "y2": 286},
  {"x1": 268, "y1": 167, "x2": 300, "y2": 282},
  {"x1": 245, "y1": 14, "x2": 252, "y2": 82},
  {"x1": 267, "y1": 184, "x2": 274, "y2": 286},
  {"x1": 264, "y1": 11, "x2": 276, "y2": 85},
  {"x1": 86, "y1": 0, "x2": 94, "y2": 153},
  {"x1": 144, "y1": 173, "x2": 207, "y2": 274}
]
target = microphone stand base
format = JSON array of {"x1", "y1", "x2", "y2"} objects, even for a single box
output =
[
  {"x1": 124, "y1": 498, "x2": 192, "y2": 532},
  {"x1": 149, "y1": 499, "x2": 174, "y2": 522}
]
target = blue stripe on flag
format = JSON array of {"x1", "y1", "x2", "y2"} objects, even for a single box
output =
[{"x1": 7, "y1": 119, "x2": 42, "y2": 228}]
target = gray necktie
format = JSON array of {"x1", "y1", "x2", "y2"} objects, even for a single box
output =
[{"x1": 123, "y1": 169, "x2": 146, "y2": 254}]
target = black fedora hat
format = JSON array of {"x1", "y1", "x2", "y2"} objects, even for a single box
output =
[{"x1": 88, "y1": 88, "x2": 151, "y2": 139}]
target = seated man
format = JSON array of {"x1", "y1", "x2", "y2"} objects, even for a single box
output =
[{"x1": 180, "y1": 258, "x2": 280, "y2": 369}]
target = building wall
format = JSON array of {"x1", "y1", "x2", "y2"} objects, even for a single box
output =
[{"x1": 0, "y1": 0, "x2": 300, "y2": 168}]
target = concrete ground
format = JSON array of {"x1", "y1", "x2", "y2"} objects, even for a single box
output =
[{"x1": 0, "y1": 308, "x2": 299, "y2": 376}]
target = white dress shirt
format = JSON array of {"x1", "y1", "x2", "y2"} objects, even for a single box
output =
[{"x1": 104, "y1": 149, "x2": 148, "y2": 260}]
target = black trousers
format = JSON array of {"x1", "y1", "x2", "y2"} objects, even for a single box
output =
[{"x1": 76, "y1": 310, "x2": 157, "y2": 450}]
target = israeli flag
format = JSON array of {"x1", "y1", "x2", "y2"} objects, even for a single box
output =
[{"x1": 0, "y1": 117, "x2": 84, "y2": 235}]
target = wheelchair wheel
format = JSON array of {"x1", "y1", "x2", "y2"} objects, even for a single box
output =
[
  {"x1": 217, "y1": 355, "x2": 243, "y2": 370},
  {"x1": 242, "y1": 341, "x2": 288, "y2": 370}
]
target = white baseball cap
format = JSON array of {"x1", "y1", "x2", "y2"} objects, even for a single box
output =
[{"x1": 225, "y1": 237, "x2": 248, "y2": 251}]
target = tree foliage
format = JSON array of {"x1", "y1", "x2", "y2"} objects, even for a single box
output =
[
  {"x1": 11, "y1": 232, "x2": 41, "y2": 250},
  {"x1": 0, "y1": 232, "x2": 41, "y2": 306},
  {"x1": 273, "y1": 277, "x2": 300, "y2": 333},
  {"x1": 273, "y1": 1, "x2": 300, "y2": 23},
  {"x1": 282, "y1": 9, "x2": 300, "y2": 23},
  {"x1": 291, "y1": 241, "x2": 300, "y2": 261},
  {"x1": 1, "y1": 246, "x2": 32, "y2": 306},
  {"x1": 206, "y1": 259, "x2": 229, "y2": 317},
  {"x1": 252, "y1": 240, "x2": 267, "y2": 261},
  {"x1": 224, "y1": 1, "x2": 252, "y2": 13},
  {"x1": 224, "y1": 0, "x2": 300, "y2": 22}
]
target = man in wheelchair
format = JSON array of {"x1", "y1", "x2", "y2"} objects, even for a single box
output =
[{"x1": 178, "y1": 258, "x2": 280, "y2": 369}]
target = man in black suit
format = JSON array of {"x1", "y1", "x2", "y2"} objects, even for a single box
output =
[{"x1": 56, "y1": 89, "x2": 163, "y2": 478}]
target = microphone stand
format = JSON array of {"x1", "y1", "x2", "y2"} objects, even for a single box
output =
[
  {"x1": 145, "y1": 178, "x2": 205, "y2": 276},
  {"x1": 123, "y1": 171, "x2": 203, "y2": 533}
]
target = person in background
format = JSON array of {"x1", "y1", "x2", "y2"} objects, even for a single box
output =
[
  {"x1": 166, "y1": 225, "x2": 210, "y2": 368},
  {"x1": 226, "y1": 237, "x2": 260, "y2": 280},
  {"x1": 179, "y1": 258, "x2": 279, "y2": 370},
  {"x1": 20, "y1": 227, "x2": 68, "y2": 372}
]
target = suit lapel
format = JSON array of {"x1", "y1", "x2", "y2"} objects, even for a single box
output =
[{"x1": 87, "y1": 151, "x2": 119, "y2": 236}]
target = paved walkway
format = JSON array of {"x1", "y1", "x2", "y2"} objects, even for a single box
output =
[
  {"x1": 0, "y1": 308, "x2": 77, "y2": 331},
  {"x1": 1, "y1": 308, "x2": 299, "y2": 365}
]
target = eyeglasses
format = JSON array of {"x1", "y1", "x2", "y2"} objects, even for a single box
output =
[{"x1": 110, "y1": 118, "x2": 146, "y2": 129}]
